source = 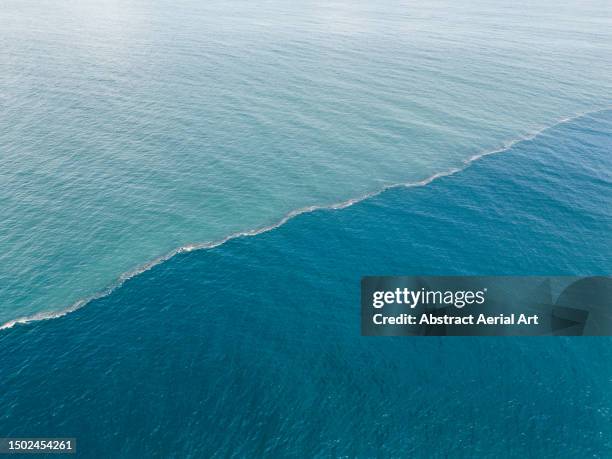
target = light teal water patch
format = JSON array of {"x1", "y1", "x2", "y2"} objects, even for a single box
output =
[
  {"x1": 0, "y1": 110, "x2": 610, "y2": 457},
  {"x1": 1, "y1": 0, "x2": 611, "y2": 323}
]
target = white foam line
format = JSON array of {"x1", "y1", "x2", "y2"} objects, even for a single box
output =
[{"x1": 1, "y1": 106, "x2": 610, "y2": 331}]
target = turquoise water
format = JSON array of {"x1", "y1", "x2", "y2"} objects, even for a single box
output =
[
  {"x1": 2, "y1": 0, "x2": 612, "y2": 324},
  {"x1": 1, "y1": 111, "x2": 611, "y2": 457}
]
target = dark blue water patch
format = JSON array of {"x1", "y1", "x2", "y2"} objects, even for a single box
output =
[{"x1": 1, "y1": 111, "x2": 611, "y2": 458}]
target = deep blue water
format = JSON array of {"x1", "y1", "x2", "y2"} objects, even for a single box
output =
[{"x1": 0, "y1": 111, "x2": 611, "y2": 457}]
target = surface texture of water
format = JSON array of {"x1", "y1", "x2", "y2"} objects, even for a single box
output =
[
  {"x1": 1, "y1": 111, "x2": 611, "y2": 457},
  {"x1": 2, "y1": 0, "x2": 612, "y2": 322}
]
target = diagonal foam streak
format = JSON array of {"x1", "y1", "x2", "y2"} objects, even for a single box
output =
[{"x1": 1, "y1": 106, "x2": 610, "y2": 331}]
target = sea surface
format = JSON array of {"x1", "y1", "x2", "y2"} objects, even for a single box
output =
[
  {"x1": 1, "y1": 109, "x2": 611, "y2": 457},
  {"x1": 1, "y1": 0, "x2": 612, "y2": 324},
  {"x1": 1, "y1": 1, "x2": 612, "y2": 457}
]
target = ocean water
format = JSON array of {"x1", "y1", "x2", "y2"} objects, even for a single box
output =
[
  {"x1": 0, "y1": 111, "x2": 611, "y2": 457},
  {"x1": 2, "y1": 0, "x2": 612, "y2": 324}
]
